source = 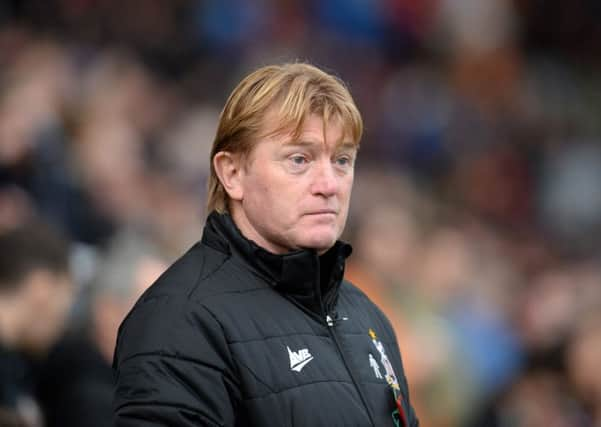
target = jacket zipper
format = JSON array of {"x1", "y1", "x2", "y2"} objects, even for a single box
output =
[{"x1": 314, "y1": 257, "x2": 376, "y2": 427}]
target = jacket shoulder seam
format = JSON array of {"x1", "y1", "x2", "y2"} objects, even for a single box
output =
[
  {"x1": 117, "y1": 350, "x2": 226, "y2": 370},
  {"x1": 186, "y1": 252, "x2": 270, "y2": 301},
  {"x1": 227, "y1": 331, "x2": 329, "y2": 345},
  {"x1": 186, "y1": 249, "x2": 229, "y2": 298},
  {"x1": 231, "y1": 354, "x2": 276, "y2": 394},
  {"x1": 244, "y1": 379, "x2": 355, "y2": 401},
  {"x1": 115, "y1": 400, "x2": 223, "y2": 425}
]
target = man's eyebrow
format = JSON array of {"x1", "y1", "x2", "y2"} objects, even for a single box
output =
[{"x1": 281, "y1": 139, "x2": 358, "y2": 150}]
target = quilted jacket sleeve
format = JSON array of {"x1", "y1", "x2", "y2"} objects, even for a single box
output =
[{"x1": 113, "y1": 295, "x2": 240, "y2": 426}]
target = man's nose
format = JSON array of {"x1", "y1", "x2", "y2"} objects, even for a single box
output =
[{"x1": 311, "y1": 160, "x2": 339, "y2": 197}]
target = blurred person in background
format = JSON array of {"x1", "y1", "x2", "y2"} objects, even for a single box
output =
[
  {"x1": 567, "y1": 312, "x2": 601, "y2": 425},
  {"x1": 0, "y1": 222, "x2": 73, "y2": 427},
  {"x1": 113, "y1": 62, "x2": 419, "y2": 426},
  {"x1": 36, "y1": 231, "x2": 166, "y2": 427}
]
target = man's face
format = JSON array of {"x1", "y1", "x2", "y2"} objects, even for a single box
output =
[
  {"x1": 17, "y1": 270, "x2": 73, "y2": 356},
  {"x1": 232, "y1": 114, "x2": 357, "y2": 254}
]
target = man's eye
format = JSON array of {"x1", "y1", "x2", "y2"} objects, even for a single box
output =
[
  {"x1": 335, "y1": 156, "x2": 352, "y2": 167},
  {"x1": 290, "y1": 155, "x2": 307, "y2": 165}
]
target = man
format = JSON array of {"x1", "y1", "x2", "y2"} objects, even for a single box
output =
[
  {"x1": 0, "y1": 222, "x2": 74, "y2": 427},
  {"x1": 113, "y1": 63, "x2": 419, "y2": 426}
]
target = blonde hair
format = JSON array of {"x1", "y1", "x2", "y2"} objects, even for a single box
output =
[{"x1": 207, "y1": 62, "x2": 363, "y2": 214}]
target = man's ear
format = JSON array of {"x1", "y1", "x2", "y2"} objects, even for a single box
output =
[{"x1": 213, "y1": 151, "x2": 244, "y2": 201}]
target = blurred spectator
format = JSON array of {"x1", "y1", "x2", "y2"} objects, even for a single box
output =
[
  {"x1": 0, "y1": 185, "x2": 35, "y2": 234},
  {"x1": 36, "y1": 231, "x2": 167, "y2": 427},
  {"x1": 539, "y1": 141, "x2": 601, "y2": 251},
  {"x1": 0, "y1": 222, "x2": 73, "y2": 427},
  {"x1": 469, "y1": 368, "x2": 592, "y2": 427},
  {"x1": 567, "y1": 312, "x2": 601, "y2": 424}
]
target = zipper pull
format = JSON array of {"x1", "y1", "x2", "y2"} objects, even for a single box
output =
[
  {"x1": 326, "y1": 313, "x2": 349, "y2": 327},
  {"x1": 326, "y1": 314, "x2": 334, "y2": 327}
]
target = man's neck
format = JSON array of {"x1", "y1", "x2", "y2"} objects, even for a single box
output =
[{"x1": 229, "y1": 206, "x2": 290, "y2": 255}]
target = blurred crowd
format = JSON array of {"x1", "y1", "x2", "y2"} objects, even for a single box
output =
[{"x1": 2, "y1": 1, "x2": 601, "y2": 426}]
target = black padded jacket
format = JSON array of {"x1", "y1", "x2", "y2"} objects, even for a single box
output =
[{"x1": 113, "y1": 212, "x2": 419, "y2": 426}]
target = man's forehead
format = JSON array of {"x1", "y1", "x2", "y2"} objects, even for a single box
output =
[{"x1": 262, "y1": 113, "x2": 358, "y2": 149}]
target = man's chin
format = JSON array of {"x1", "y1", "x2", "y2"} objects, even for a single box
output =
[{"x1": 297, "y1": 233, "x2": 338, "y2": 254}]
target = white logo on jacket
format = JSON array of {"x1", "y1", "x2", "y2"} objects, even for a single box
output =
[{"x1": 287, "y1": 346, "x2": 314, "y2": 372}]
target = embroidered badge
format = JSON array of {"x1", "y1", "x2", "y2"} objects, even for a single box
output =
[
  {"x1": 369, "y1": 353, "x2": 383, "y2": 379},
  {"x1": 368, "y1": 329, "x2": 399, "y2": 391},
  {"x1": 368, "y1": 329, "x2": 408, "y2": 427}
]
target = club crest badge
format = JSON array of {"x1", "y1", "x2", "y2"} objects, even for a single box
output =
[
  {"x1": 369, "y1": 353, "x2": 383, "y2": 379},
  {"x1": 368, "y1": 328, "x2": 399, "y2": 390},
  {"x1": 368, "y1": 329, "x2": 408, "y2": 427}
]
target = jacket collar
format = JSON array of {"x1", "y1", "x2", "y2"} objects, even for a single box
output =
[{"x1": 201, "y1": 211, "x2": 352, "y2": 315}]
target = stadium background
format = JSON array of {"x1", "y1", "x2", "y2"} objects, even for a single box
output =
[{"x1": 2, "y1": 1, "x2": 601, "y2": 426}]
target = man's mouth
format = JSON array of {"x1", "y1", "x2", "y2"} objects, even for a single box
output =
[{"x1": 306, "y1": 210, "x2": 337, "y2": 216}]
